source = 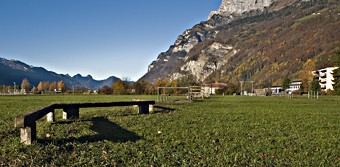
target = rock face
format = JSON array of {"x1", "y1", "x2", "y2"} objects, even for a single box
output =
[
  {"x1": 139, "y1": 0, "x2": 339, "y2": 86},
  {"x1": 140, "y1": 13, "x2": 236, "y2": 83},
  {"x1": 172, "y1": 42, "x2": 237, "y2": 83},
  {"x1": 209, "y1": 0, "x2": 273, "y2": 19}
]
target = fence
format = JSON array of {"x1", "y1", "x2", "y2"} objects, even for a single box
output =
[{"x1": 157, "y1": 86, "x2": 205, "y2": 102}]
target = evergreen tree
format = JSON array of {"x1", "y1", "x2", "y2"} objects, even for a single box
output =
[
  {"x1": 282, "y1": 76, "x2": 291, "y2": 91},
  {"x1": 310, "y1": 79, "x2": 321, "y2": 92},
  {"x1": 332, "y1": 51, "x2": 340, "y2": 94}
]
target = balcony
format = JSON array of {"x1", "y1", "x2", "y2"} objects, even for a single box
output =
[
  {"x1": 319, "y1": 78, "x2": 327, "y2": 83},
  {"x1": 319, "y1": 73, "x2": 326, "y2": 77}
]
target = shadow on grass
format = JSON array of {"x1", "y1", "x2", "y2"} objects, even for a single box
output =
[
  {"x1": 39, "y1": 117, "x2": 141, "y2": 145},
  {"x1": 153, "y1": 105, "x2": 177, "y2": 114}
]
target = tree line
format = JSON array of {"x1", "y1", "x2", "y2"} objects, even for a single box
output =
[
  {"x1": 99, "y1": 77, "x2": 198, "y2": 95},
  {"x1": 1, "y1": 54, "x2": 338, "y2": 95},
  {"x1": 0, "y1": 78, "x2": 66, "y2": 94}
]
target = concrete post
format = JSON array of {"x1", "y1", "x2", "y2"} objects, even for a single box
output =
[
  {"x1": 47, "y1": 111, "x2": 55, "y2": 122},
  {"x1": 20, "y1": 122, "x2": 36, "y2": 145}
]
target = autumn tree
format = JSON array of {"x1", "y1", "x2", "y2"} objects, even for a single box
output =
[
  {"x1": 155, "y1": 78, "x2": 169, "y2": 88},
  {"x1": 100, "y1": 85, "x2": 112, "y2": 95},
  {"x1": 0, "y1": 85, "x2": 11, "y2": 93},
  {"x1": 49, "y1": 81, "x2": 57, "y2": 91},
  {"x1": 21, "y1": 78, "x2": 31, "y2": 93},
  {"x1": 113, "y1": 80, "x2": 128, "y2": 95},
  {"x1": 176, "y1": 74, "x2": 198, "y2": 87},
  {"x1": 133, "y1": 80, "x2": 152, "y2": 95},
  {"x1": 300, "y1": 59, "x2": 316, "y2": 92},
  {"x1": 37, "y1": 82, "x2": 44, "y2": 92},
  {"x1": 225, "y1": 81, "x2": 239, "y2": 95},
  {"x1": 43, "y1": 81, "x2": 50, "y2": 91},
  {"x1": 31, "y1": 86, "x2": 36, "y2": 94},
  {"x1": 58, "y1": 80, "x2": 65, "y2": 92}
]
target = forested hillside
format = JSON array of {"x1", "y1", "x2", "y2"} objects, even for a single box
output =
[{"x1": 141, "y1": 1, "x2": 340, "y2": 89}]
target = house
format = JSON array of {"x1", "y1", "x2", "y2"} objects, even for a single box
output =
[
  {"x1": 270, "y1": 86, "x2": 283, "y2": 94},
  {"x1": 316, "y1": 67, "x2": 339, "y2": 91},
  {"x1": 203, "y1": 82, "x2": 227, "y2": 95},
  {"x1": 286, "y1": 80, "x2": 302, "y2": 92},
  {"x1": 254, "y1": 89, "x2": 267, "y2": 96}
]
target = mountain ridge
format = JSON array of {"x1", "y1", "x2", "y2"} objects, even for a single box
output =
[{"x1": 0, "y1": 57, "x2": 120, "y2": 89}]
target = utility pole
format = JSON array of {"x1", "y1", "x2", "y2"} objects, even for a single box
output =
[
  {"x1": 251, "y1": 81, "x2": 254, "y2": 94},
  {"x1": 13, "y1": 82, "x2": 16, "y2": 94},
  {"x1": 240, "y1": 81, "x2": 244, "y2": 96}
]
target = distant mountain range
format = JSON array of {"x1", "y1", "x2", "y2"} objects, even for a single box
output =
[{"x1": 0, "y1": 57, "x2": 120, "y2": 89}]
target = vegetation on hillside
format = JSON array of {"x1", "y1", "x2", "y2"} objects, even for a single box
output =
[
  {"x1": 332, "y1": 48, "x2": 340, "y2": 94},
  {"x1": 207, "y1": 2, "x2": 340, "y2": 87},
  {"x1": 143, "y1": 1, "x2": 340, "y2": 89}
]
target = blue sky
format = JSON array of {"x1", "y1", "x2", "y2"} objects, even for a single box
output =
[{"x1": 0, "y1": 0, "x2": 220, "y2": 81}]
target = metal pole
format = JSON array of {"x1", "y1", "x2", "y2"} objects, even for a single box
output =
[
  {"x1": 13, "y1": 82, "x2": 16, "y2": 94},
  {"x1": 157, "y1": 87, "x2": 160, "y2": 102},
  {"x1": 251, "y1": 81, "x2": 254, "y2": 94},
  {"x1": 240, "y1": 81, "x2": 243, "y2": 96}
]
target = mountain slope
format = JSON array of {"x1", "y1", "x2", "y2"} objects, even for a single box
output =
[
  {"x1": 0, "y1": 58, "x2": 119, "y2": 89},
  {"x1": 140, "y1": 0, "x2": 340, "y2": 87}
]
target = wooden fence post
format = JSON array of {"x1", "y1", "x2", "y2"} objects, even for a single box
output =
[
  {"x1": 63, "y1": 106, "x2": 79, "y2": 119},
  {"x1": 138, "y1": 104, "x2": 149, "y2": 114}
]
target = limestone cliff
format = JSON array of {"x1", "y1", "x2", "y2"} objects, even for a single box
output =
[
  {"x1": 209, "y1": 0, "x2": 273, "y2": 19},
  {"x1": 209, "y1": 0, "x2": 311, "y2": 19}
]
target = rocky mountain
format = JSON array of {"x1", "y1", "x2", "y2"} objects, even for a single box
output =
[
  {"x1": 140, "y1": 0, "x2": 340, "y2": 87},
  {"x1": 0, "y1": 57, "x2": 120, "y2": 89}
]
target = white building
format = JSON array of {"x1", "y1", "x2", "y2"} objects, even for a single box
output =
[
  {"x1": 270, "y1": 86, "x2": 282, "y2": 94},
  {"x1": 286, "y1": 80, "x2": 302, "y2": 92},
  {"x1": 203, "y1": 82, "x2": 227, "y2": 95},
  {"x1": 317, "y1": 67, "x2": 339, "y2": 91}
]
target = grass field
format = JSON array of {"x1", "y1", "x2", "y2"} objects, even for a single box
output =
[{"x1": 0, "y1": 95, "x2": 339, "y2": 166}]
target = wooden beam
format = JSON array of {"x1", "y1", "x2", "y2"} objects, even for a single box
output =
[{"x1": 15, "y1": 104, "x2": 55, "y2": 128}]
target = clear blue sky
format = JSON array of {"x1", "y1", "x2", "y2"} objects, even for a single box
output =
[{"x1": 0, "y1": 0, "x2": 221, "y2": 81}]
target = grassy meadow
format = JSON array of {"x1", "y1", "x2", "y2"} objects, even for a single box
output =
[{"x1": 0, "y1": 95, "x2": 339, "y2": 166}]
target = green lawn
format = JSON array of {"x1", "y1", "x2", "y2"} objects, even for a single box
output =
[{"x1": 0, "y1": 95, "x2": 339, "y2": 166}]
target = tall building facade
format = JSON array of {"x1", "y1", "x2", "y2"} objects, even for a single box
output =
[{"x1": 317, "y1": 67, "x2": 339, "y2": 91}]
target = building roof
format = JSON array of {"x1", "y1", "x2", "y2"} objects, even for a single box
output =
[{"x1": 203, "y1": 82, "x2": 227, "y2": 88}]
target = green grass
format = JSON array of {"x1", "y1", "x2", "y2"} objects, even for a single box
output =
[{"x1": 0, "y1": 95, "x2": 339, "y2": 166}]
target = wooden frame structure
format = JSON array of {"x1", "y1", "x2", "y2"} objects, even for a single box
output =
[
  {"x1": 157, "y1": 86, "x2": 204, "y2": 102},
  {"x1": 15, "y1": 101, "x2": 155, "y2": 145}
]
